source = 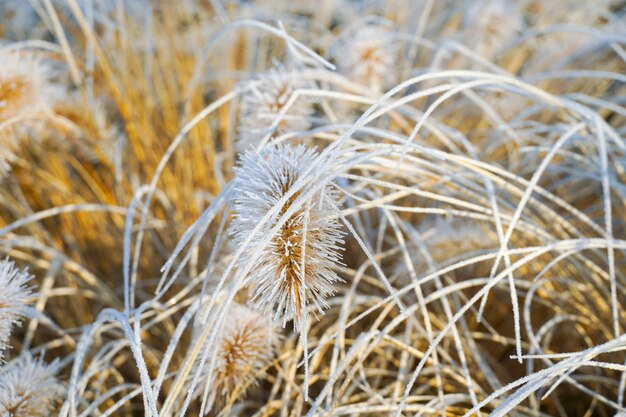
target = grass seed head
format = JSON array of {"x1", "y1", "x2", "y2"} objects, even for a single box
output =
[
  {"x1": 198, "y1": 302, "x2": 275, "y2": 406},
  {"x1": 0, "y1": 259, "x2": 33, "y2": 362},
  {"x1": 230, "y1": 144, "x2": 344, "y2": 330},
  {"x1": 337, "y1": 25, "x2": 397, "y2": 91},
  {"x1": 0, "y1": 51, "x2": 56, "y2": 175},
  {"x1": 237, "y1": 65, "x2": 314, "y2": 152},
  {"x1": 0, "y1": 52, "x2": 55, "y2": 124},
  {"x1": 0, "y1": 354, "x2": 63, "y2": 417}
]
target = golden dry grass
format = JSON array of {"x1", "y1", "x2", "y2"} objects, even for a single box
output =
[{"x1": 0, "y1": 0, "x2": 625, "y2": 416}]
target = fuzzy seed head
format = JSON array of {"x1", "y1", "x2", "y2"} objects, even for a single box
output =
[
  {"x1": 0, "y1": 355, "x2": 62, "y2": 417},
  {"x1": 0, "y1": 52, "x2": 54, "y2": 123},
  {"x1": 0, "y1": 259, "x2": 33, "y2": 362},
  {"x1": 212, "y1": 303, "x2": 274, "y2": 398},
  {"x1": 0, "y1": 52, "x2": 55, "y2": 176},
  {"x1": 466, "y1": 0, "x2": 522, "y2": 56},
  {"x1": 238, "y1": 65, "x2": 313, "y2": 152},
  {"x1": 230, "y1": 144, "x2": 344, "y2": 330},
  {"x1": 194, "y1": 302, "x2": 275, "y2": 407},
  {"x1": 338, "y1": 25, "x2": 397, "y2": 91}
]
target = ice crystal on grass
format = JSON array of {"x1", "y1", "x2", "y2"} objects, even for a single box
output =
[
  {"x1": 2, "y1": 2, "x2": 625, "y2": 416},
  {"x1": 0, "y1": 259, "x2": 32, "y2": 362},
  {"x1": 230, "y1": 145, "x2": 344, "y2": 330},
  {"x1": 0, "y1": 355, "x2": 62, "y2": 417},
  {"x1": 237, "y1": 65, "x2": 314, "y2": 152}
]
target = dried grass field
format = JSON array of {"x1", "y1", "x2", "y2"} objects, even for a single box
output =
[{"x1": 0, "y1": 0, "x2": 625, "y2": 416}]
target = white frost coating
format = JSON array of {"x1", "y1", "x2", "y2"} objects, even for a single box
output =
[
  {"x1": 336, "y1": 24, "x2": 397, "y2": 92},
  {"x1": 0, "y1": 51, "x2": 56, "y2": 175},
  {"x1": 230, "y1": 144, "x2": 344, "y2": 330},
  {"x1": 0, "y1": 354, "x2": 63, "y2": 417},
  {"x1": 238, "y1": 65, "x2": 314, "y2": 152},
  {"x1": 194, "y1": 302, "x2": 275, "y2": 408},
  {"x1": 0, "y1": 258, "x2": 32, "y2": 362}
]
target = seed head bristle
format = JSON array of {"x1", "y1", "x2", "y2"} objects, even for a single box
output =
[
  {"x1": 0, "y1": 52, "x2": 55, "y2": 123},
  {"x1": 0, "y1": 258, "x2": 33, "y2": 362},
  {"x1": 0, "y1": 51, "x2": 55, "y2": 175},
  {"x1": 230, "y1": 144, "x2": 344, "y2": 330},
  {"x1": 337, "y1": 25, "x2": 397, "y2": 91},
  {"x1": 238, "y1": 65, "x2": 314, "y2": 152},
  {"x1": 196, "y1": 302, "x2": 275, "y2": 407},
  {"x1": 0, "y1": 354, "x2": 63, "y2": 417}
]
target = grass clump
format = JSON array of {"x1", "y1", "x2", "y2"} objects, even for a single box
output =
[{"x1": 0, "y1": 0, "x2": 625, "y2": 416}]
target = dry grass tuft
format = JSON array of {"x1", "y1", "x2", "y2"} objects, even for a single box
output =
[{"x1": 0, "y1": 0, "x2": 625, "y2": 416}]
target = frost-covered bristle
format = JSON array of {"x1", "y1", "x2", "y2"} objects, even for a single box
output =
[
  {"x1": 198, "y1": 302, "x2": 274, "y2": 403},
  {"x1": 0, "y1": 354, "x2": 63, "y2": 417},
  {"x1": 230, "y1": 144, "x2": 344, "y2": 330},
  {"x1": 0, "y1": 259, "x2": 33, "y2": 362},
  {"x1": 337, "y1": 25, "x2": 397, "y2": 91},
  {"x1": 237, "y1": 65, "x2": 314, "y2": 152},
  {"x1": 2, "y1": 1, "x2": 625, "y2": 416}
]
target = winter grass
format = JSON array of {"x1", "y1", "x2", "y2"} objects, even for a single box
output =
[{"x1": 0, "y1": 0, "x2": 625, "y2": 416}]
